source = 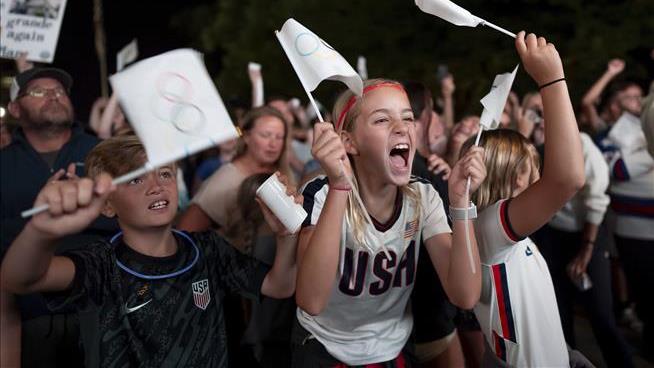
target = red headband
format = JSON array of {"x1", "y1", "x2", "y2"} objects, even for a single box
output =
[{"x1": 335, "y1": 83, "x2": 405, "y2": 131}]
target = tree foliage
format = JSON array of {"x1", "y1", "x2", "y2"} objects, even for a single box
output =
[{"x1": 173, "y1": 0, "x2": 654, "y2": 116}]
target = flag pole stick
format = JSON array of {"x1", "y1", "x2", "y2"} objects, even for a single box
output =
[
  {"x1": 462, "y1": 127, "x2": 484, "y2": 274},
  {"x1": 21, "y1": 164, "x2": 155, "y2": 218},
  {"x1": 475, "y1": 17, "x2": 516, "y2": 38}
]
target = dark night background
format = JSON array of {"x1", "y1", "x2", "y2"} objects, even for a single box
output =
[{"x1": 1, "y1": 0, "x2": 653, "y2": 127}]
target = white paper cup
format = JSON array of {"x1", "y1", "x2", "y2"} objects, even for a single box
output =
[{"x1": 256, "y1": 174, "x2": 307, "y2": 234}]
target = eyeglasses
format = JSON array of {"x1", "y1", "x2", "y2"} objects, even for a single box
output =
[{"x1": 17, "y1": 87, "x2": 68, "y2": 99}]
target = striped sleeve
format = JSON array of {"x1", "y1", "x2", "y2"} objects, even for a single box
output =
[
  {"x1": 300, "y1": 176, "x2": 329, "y2": 228},
  {"x1": 476, "y1": 200, "x2": 525, "y2": 262}
]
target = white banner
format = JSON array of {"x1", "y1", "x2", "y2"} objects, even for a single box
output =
[
  {"x1": 0, "y1": 0, "x2": 67, "y2": 63},
  {"x1": 110, "y1": 49, "x2": 238, "y2": 167},
  {"x1": 276, "y1": 18, "x2": 362, "y2": 96}
]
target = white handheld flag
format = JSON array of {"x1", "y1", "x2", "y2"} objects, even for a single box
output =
[
  {"x1": 415, "y1": 0, "x2": 516, "y2": 38},
  {"x1": 110, "y1": 49, "x2": 238, "y2": 168},
  {"x1": 116, "y1": 38, "x2": 138, "y2": 72},
  {"x1": 357, "y1": 56, "x2": 368, "y2": 80},
  {"x1": 479, "y1": 65, "x2": 519, "y2": 130},
  {"x1": 275, "y1": 18, "x2": 363, "y2": 97}
]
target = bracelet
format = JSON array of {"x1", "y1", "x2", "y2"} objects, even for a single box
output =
[
  {"x1": 582, "y1": 239, "x2": 595, "y2": 245},
  {"x1": 330, "y1": 185, "x2": 352, "y2": 192},
  {"x1": 538, "y1": 77, "x2": 566, "y2": 91},
  {"x1": 448, "y1": 203, "x2": 477, "y2": 221}
]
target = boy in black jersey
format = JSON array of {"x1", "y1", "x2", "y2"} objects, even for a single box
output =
[{"x1": 1, "y1": 135, "x2": 299, "y2": 367}]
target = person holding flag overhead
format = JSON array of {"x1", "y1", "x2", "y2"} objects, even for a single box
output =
[
  {"x1": 275, "y1": 18, "x2": 485, "y2": 366},
  {"x1": 458, "y1": 32, "x2": 592, "y2": 367}
]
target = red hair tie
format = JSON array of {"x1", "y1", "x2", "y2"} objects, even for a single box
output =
[{"x1": 335, "y1": 83, "x2": 405, "y2": 131}]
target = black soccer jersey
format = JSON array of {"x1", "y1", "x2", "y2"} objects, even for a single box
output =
[{"x1": 46, "y1": 230, "x2": 270, "y2": 368}]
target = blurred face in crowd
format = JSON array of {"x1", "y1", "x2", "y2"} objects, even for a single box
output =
[
  {"x1": 8, "y1": 78, "x2": 74, "y2": 133},
  {"x1": 427, "y1": 111, "x2": 447, "y2": 156},
  {"x1": 268, "y1": 99, "x2": 294, "y2": 127},
  {"x1": 617, "y1": 85, "x2": 643, "y2": 116},
  {"x1": 244, "y1": 115, "x2": 286, "y2": 166}
]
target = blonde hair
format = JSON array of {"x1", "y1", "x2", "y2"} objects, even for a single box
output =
[
  {"x1": 85, "y1": 134, "x2": 147, "y2": 178},
  {"x1": 332, "y1": 79, "x2": 422, "y2": 246},
  {"x1": 234, "y1": 106, "x2": 292, "y2": 180},
  {"x1": 460, "y1": 129, "x2": 540, "y2": 211}
]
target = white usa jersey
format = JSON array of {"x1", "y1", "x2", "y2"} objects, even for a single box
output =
[
  {"x1": 297, "y1": 176, "x2": 450, "y2": 365},
  {"x1": 474, "y1": 200, "x2": 569, "y2": 367}
]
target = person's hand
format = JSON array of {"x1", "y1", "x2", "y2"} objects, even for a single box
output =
[
  {"x1": 256, "y1": 172, "x2": 304, "y2": 236},
  {"x1": 450, "y1": 116, "x2": 480, "y2": 146},
  {"x1": 515, "y1": 31, "x2": 564, "y2": 87},
  {"x1": 606, "y1": 58, "x2": 625, "y2": 76},
  {"x1": 448, "y1": 146, "x2": 486, "y2": 207},
  {"x1": 441, "y1": 74, "x2": 456, "y2": 98},
  {"x1": 30, "y1": 173, "x2": 115, "y2": 240},
  {"x1": 567, "y1": 245, "x2": 593, "y2": 280},
  {"x1": 311, "y1": 122, "x2": 352, "y2": 188},
  {"x1": 427, "y1": 154, "x2": 451, "y2": 180},
  {"x1": 48, "y1": 163, "x2": 79, "y2": 183},
  {"x1": 15, "y1": 53, "x2": 34, "y2": 73}
]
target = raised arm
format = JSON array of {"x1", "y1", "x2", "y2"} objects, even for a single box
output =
[
  {"x1": 425, "y1": 146, "x2": 485, "y2": 309},
  {"x1": 1, "y1": 174, "x2": 114, "y2": 294},
  {"x1": 441, "y1": 74, "x2": 456, "y2": 131},
  {"x1": 259, "y1": 172, "x2": 300, "y2": 298},
  {"x1": 580, "y1": 59, "x2": 624, "y2": 132},
  {"x1": 295, "y1": 122, "x2": 351, "y2": 315},
  {"x1": 508, "y1": 32, "x2": 585, "y2": 237}
]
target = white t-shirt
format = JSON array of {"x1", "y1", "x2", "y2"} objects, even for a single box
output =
[
  {"x1": 298, "y1": 176, "x2": 450, "y2": 365},
  {"x1": 191, "y1": 163, "x2": 247, "y2": 227},
  {"x1": 474, "y1": 200, "x2": 569, "y2": 367}
]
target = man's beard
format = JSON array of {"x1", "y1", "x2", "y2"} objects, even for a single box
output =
[{"x1": 22, "y1": 102, "x2": 74, "y2": 135}]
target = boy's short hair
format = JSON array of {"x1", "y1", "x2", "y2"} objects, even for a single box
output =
[{"x1": 85, "y1": 134, "x2": 147, "y2": 178}]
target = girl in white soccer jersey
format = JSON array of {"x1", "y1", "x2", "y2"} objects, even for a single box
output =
[
  {"x1": 292, "y1": 78, "x2": 487, "y2": 366},
  {"x1": 458, "y1": 32, "x2": 587, "y2": 367}
]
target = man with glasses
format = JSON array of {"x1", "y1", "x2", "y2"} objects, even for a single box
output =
[{"x1": 1, "y1": 67, "x2": 117, "y2": 367}]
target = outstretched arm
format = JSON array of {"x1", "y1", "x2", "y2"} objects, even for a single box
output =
[
  {"x1": 580, "y1": 59, "x2": 624, "y2": 132},
  {"x1": 508, "y1": 32, "x2": 585, "y2": 237},
  {"x1": 259, "y1": 172, "x2": 301, "y2": 298},
  {"x1": 1, "y1": 174, "x2": 114, "y2": 294}
]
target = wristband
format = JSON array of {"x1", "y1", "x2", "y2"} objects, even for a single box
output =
[
  {"x1": 449, "y1": 203, "x2": 477, "y2": 221},
  {"x1": 538, "y1": 77, "x2": 566, "y2": 91},
  {"x1": 330, "y1": 185, "x2": 352, "y2": 192}
]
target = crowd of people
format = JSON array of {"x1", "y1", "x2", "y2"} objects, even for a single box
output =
[{"x1": 0, "y1": 30, "x2": 652, "y2": 368}]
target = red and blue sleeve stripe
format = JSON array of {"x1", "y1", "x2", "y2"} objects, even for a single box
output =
[
  {"x1": 499, "y1": 200, "x2": 525, "y2": 242},
  {"x1": 492, "y1": 263, "x2": 517, "y2": 343},
  {"x1": 612, "y1": 158, "x2": 630, "y2": 181},
  {"x1": 493, "y1": 331, "x2": 508, "y2": 362}
]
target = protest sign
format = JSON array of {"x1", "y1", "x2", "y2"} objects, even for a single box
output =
[
  {"x1": 110, "y1": 48, "x2": 238, "y2": 168},
  {"x1": 116, "y1": 38, "x2": 138, "y2": 72},
  {"x1": 0, "y1": 0, "x2": 67, "y2": 62}
]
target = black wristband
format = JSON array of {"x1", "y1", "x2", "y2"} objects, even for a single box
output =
[{"x1": 538, "y1": 77, "x2": 566, "y2": 91}]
